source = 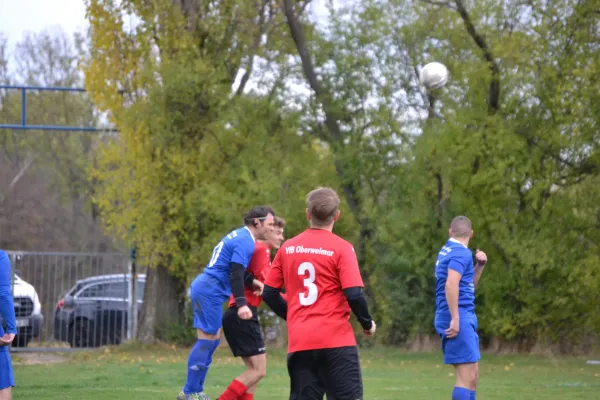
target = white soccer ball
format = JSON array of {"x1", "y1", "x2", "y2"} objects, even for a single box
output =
[{"x1": 419, "y1": 62, "x2": 449, "y2": 90}]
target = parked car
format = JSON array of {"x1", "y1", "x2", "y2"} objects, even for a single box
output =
[
  {"x1": 0, "y1": 273, "x2": 44, "y2": 347},
  {"x1": 53, "y1": 273, "x2": 145, "y2": 348}
]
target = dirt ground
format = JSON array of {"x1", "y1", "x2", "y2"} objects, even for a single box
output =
[{"x1": 11, "y1": 352, "x2": 68, "y2": 365}]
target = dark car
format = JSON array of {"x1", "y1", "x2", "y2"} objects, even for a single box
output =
[{"x1": 53, "y1": 273, "x2": 145, "y2": 348}]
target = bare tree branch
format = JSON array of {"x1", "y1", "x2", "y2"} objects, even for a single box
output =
[
  {"x1": 280, "y1": 0, "x2": 363, "y2": 215},
  {"x1": 280, "y1": 0, "x2": 376, "y2": 308},
  {"x1": 454, "y1": 0, "x2": 500, "y2": 114},
  {"x1": 236, "y1": 0, "x2": 269, "y2": 96},
  {"x1": 9, "y1": 153, "x2": 38, "y2": 189}
]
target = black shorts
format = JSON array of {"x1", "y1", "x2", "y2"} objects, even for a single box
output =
[
  {"x1": 287, "y1": 346, "x2": 363, "y2": 400},
  {"x1": 222, "y1": 306, "x2": 266, "y2": 358}
]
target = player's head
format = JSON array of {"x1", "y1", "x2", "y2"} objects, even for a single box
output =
[
  {"x1": 266, "y1": 216, "x2": 286, "y2": 249},
  {"x1": 244, "y1": 205, "x2": 276, "y2": 240},
  {"x1": 449, "y1": 216, "x2": 473, "y2": 242},
  {"x1": 305, "y1": 187, "x2": 341, "y2": 230}
]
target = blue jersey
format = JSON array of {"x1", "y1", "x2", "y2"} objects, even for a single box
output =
[
  {"x1": 434, "y1": 239, "x2": 475, "y2": 317},
  {"x1": 195, "y1": 227, "x2": 256, "y2": 300},
  {"x1": 0, "y1": 250, "x2": 16, "y2": 351}
]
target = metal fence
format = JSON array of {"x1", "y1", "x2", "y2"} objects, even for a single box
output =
[{"x1": 3, "y1": 251, "x2": 142, "y2": 352}]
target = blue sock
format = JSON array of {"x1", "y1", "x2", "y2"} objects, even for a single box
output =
[
  {"x1": 183, "y1": 338, "x2": 220, "y2": 394},
  {"x1": 452, "y1": 386, "x2": 476, "y2": 400}
]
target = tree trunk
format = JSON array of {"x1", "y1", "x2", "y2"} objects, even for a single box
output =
[{"x1": 137, "y1": 265, "x2": 185, "y2": 343}]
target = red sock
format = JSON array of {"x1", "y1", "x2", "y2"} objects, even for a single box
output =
[
  {"x1": 218, "y1": 379, "x2": 247, "y2": 400},
  {"x1": 240, "y1": 393, "x2": 254, "y2": 400}
]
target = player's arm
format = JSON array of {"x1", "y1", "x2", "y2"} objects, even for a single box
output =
[
  {"x1": 473, "y1": 249, "x2": 487, "y2": 286},
  {"x1": 229, "y1": 262, "x2": 248, "y2": 307},
  {"x1": 344, "y1": 287, "x2": 373, "y2": 331},
  {"x1": 263, "y1": 285, "x2": 287, "y2": 320},
  {"x1": 0, "y1": 253, "x2": 17, "y2": 339},
  {"x1": 445, "y1": 269, "x2": 461, "y2": 320},
  {"x1": 262, "y1": 252, "x2": 288, "y2": 320},
  {"x1": 338, "y1": 245, "x2": 374, "y2": 332},
  {"x1": 445, "y1": 257, "x2": 465, "y2": 322},
  {"x1": 244, "y1": 271, "x2": 256, "y2": 288},
  {"x1": 230, "y1": 240, "x2": 256, "y2": 307}
]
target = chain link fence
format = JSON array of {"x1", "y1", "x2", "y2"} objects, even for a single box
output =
[{"x1": 3, "y1": 251, "x2": 143, "y2": 352}]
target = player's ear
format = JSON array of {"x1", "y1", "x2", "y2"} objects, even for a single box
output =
[
  {"x1": 305, "y1": 208, "x2": 311, "y2": 221},
  {"x1": 333, "y1": 209, "x2": 341, "y2": 221},
  {"x1": 470, "y1": 230, "x2": 474, "y2": 239}
]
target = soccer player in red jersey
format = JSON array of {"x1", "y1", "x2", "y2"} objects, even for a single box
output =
[
  {"x1": 263, "y1": 187, "x2": 376, "y2": 400},
  {"x1": 218, "y1": 217, "x2": 286, "y2": 400}
]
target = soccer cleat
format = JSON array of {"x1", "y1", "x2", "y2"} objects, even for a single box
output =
[{"x1": 177, "y1": 391, "x2": 211, "y2": 400}]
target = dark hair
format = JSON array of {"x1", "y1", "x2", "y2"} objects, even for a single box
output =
[
  {"x1": 244, "y1": 206, "x2": 275, "y2": 227},
  {"x1": 306, "y1": 187, "x2": 340, "y2": 227},
  {"x1": 274, "y1": 216, "x2": 286, "y2": 228}
]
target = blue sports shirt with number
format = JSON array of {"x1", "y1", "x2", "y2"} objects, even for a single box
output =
[
  {"x1": 195, "y1": 226, "x2": 256, "y2": 299},
  {"x1": 434, "y1": 238, "x2": 475, "y2": 318}
]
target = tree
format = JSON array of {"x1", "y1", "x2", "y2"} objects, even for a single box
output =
[
  {"x1": 0, "y1": 28, "x2": 114, "y2": 252},
  {"x1": 277, "y1": 0, "x2": 599, "y2": 350},
  {"x1": 84, "y1": 0, "x2": 340, "y2": 342},
  {"x1": 372, "y1": 0, "x2": 600, "y2": 350}
]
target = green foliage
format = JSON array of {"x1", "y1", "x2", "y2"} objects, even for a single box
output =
[
  {"x1": 83, "y1": 0, "x2": 599, "y2": 351},
  {"x1": 350, "y1": 0, "x2": 600, "y2": 349},
  {"x1": 85, "y1": 0, "x2": 346, "y2": 280}
]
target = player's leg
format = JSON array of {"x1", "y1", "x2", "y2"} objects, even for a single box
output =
[
  {"x1": 218, "y1": 306, "x2": 267, "y2": 400},
  {"x1": 0, "y1": 388, "x2": 11, "y2": 400},
  {"x1": 226, "y1": 354, "x2": 267, "y2": 400},
  {"x1": 287, "y1": 350, "x2": 326, "y2": 400},
  {"x1": 0, "y1": 350, "x2": 14, "y2": 400},
  {"x1": 435, "y1": 317, "x2": 480, "y2": 400},
  {"x1": 321, "y1": 346, "x2": 363, "y2": 400},
  {"x1": 241, "y1": 354, "x2": 265, "y2": 395},
  {"x1": 179, "y1": 283, "x2": 224, "y2": 400},
  {"x1": 453, "y1": 362, "x2": 479, "y2": 399}
]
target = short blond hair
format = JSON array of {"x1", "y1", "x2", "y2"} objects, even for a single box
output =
[{"x1": 306, "y1": 187, "x2": 340, "y2": 227}]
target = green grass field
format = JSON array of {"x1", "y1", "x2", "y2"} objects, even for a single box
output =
[{"x1": 11, "y1": 344, "x2": 600, "y2": 399}]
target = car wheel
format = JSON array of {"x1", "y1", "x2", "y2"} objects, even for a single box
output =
[
  {"x1": 69, "y1": 319, "x2": 96, "y2": 348},
  {"x1": 13, "y1": 335, "x2": 30, "y2": 348}
]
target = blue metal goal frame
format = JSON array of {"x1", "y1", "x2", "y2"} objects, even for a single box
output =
[{"x1": 0, "y1": 85, "x2": 117, "y2": 132}]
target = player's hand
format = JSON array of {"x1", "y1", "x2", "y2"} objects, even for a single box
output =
[
  {"x1": 445, "y1": 318, "x2": 460, "y2": 339},
  {"x1": 0, "y1": 333, "x2": 15, "y2": 346},
  {"x1": 237, "y1": 305, "x2": 253, "y2": 320},
  {"x1": 475, "y1": 249, "x2": 487, "y2": 268},
  {"x1": 363, "y1": 320, "x2": 376, "y2": 336},
  {"x1": 252, "y1": 279, "x2": 264, "y2": 296}
]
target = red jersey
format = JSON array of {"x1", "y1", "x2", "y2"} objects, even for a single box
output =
[
  {"x1": 228, "y1": 241, "x2": 271, "y2": 308},
  {"x1": 265, "y1": 228, "x2": 364, "y2": 353}
]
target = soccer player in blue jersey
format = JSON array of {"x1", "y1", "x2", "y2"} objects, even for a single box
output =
[
  {"x1": 434, "y1": 216, "x2": 488, "y2": 400},
  {"x1": 178, "y1": 206, "x2": 276, "y2": 400},
  {"x1": 0, "y1": 250, "x2": 17, "y2": 400}
]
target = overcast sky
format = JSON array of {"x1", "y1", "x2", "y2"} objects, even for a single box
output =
[
  {"x1": 0, "y1": 0, "x2": 88, "y2": 48},
  {"x1": 0, "y1": 0, "x2": 334, "y2": 50}
]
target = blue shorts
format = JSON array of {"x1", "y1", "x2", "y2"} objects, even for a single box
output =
[
  {"x1": 434, "y1": 314, "x2": 480, "y2": 365},
  {"x1": 0, "y1": 349, "x2": 14, "y2": 390},
  {"x1": 190, "y1": 275, "x2": 227, "y2": 335}
]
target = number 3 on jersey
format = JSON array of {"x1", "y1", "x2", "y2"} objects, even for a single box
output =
[{"x1": 298, "y1": 262, "x2": 318, "y2": 306}]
